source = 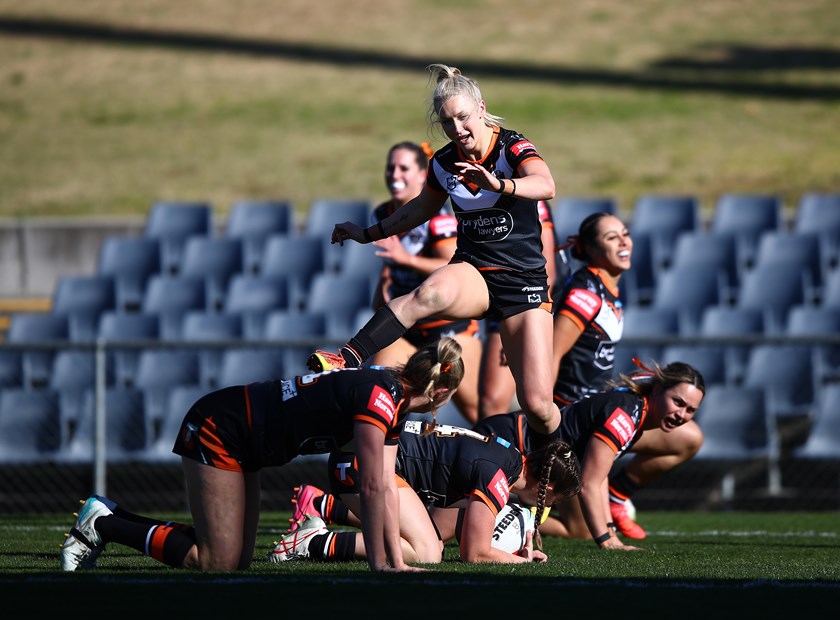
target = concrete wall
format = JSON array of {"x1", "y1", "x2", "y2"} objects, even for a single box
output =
[{"x1": 0, "y1": 217, "x2": 144, "y2": 298}]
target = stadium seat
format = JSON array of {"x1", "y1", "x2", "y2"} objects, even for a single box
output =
[
  {"x1": 0, "y1": 350, "x2": 22, "y2": 389},
  {"x1": 630, "y1": 193, "x2": 700, "y2": 271},
  {"x1": 143, "y1": 384, "x2": 205, "y2": 463},
  {"x1": 134, "y1": 348, "x2": 201, "y2": 434},
  {"x1": 794, "y1": 192, "x2": 840, "y2": 269},
  {"x1": 698, "y1": 305, "x2": 766, "y2": 384},
  {"x1": 667, "y1": 231, "x2": 740, "y2": 303},
  {"x1": 692, "y1": 384, "x2": 776, "y2": 504},
  {"x1": 144, "y1": 200, "x2": 213, "y2": 274},
  {"x1": 551, "y1": 196, "x2": 618, "y2": 248},
  {"x1": 334, "y1": 241, "x2": 382, "y2": 277},
  {"x1": 263, "y1": 309, "x2": 328, "y2": 341},
  {"x1": 823, "y1": 267, "x2": 840, "y2": 309},
  {"x1": 97, "y1": 311, "x2": 160, "y2": 388},
  {"x1": 96, "y1": 236, "x2": 162, "y2": 312},
  {"x1": 5, "y1": 312, "x2": 70, "y2": 389},
  {"x1": 259, "y1": 235, "x2": 326, "y2": 310},
  {"x1": 141, "y1": 274, "x2": 208, "y2": 339},
  {"x1": 0, "y1": 387, "x2": 61, "y2": 463},
  {"x1": 303, "y1": 198, "x2": 371, "y2": 239},
  {"x1": 304, "y1": 199, "x2": 372, "y2": 276},
  {"x1": 752, "y1": 231, "x2": 824, "y2": 302},
  {"x1": 51, "y1": 275, "x2": 117, "y2": 342},
  {"x1": 216, "y1": 347, "x2": 286, "y2": 388},
  {"x1": 711, "y1": 193, "x2": 783, "y2": 271},
  {"x1": 179, "y1": 310, "x2": 243, "y2": 388},
  {"x1": 651, "y1": 262, "x2": 723, "y2": 332},
  {"x1": 618, "y1": 232, "x2": 656, "y2": 306},
  {"x1": 225, "y1": 199, "x2": 294, "y2": 273},
  {"x1": 784, "y1": 304, "x2": 840, "y2": 385},
  {"x1": 222, "y1": 273, "x2": 290, "y2": 317},
  {"x1": 58, "y1": 387, "x2": 147, "y2": 463},
  {"x1": 735, "y1": 262, "x2": 807, "y2": 334},
  {"x1": 613, "y1": 306, "x2": 681, "y2": 377},
  {"x1": 742, "y1": 343, "x2": 816, "y2": 421},
  {"x1": 179, "y1": 236, "x2": 244, "y2": 311},
  {"x1": 659, "y1": 343, "x2": 728, "y2": 387},
  {"x1": 304, "y1": 273, "x2": 373, "y2": 340},
  {"x1": 49, "y1": 349, "x2": 115, "y2": 430},
  {"x1": 794, "y1": 383, "x2": 840, "y2": 460}
]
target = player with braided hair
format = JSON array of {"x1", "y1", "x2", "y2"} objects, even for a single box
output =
[
  {"x1": 273, "y1": 425, "x2": 579, "y2": 565},
  {"x1": 476, "y1": 360, "x2": 705, "y2": 550}
]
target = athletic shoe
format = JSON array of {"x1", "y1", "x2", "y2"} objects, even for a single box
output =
[
  {"x1": 610, "y1": 501, "x2": 646, "y2": 540},
  {"x1": 60, "y1": 495, "x2": 117, "y2": 571},
  {"x1": 268, "y1": 516, "x2": 328, "y2": 563},
  {"x1": 288, "y1": 484, "x2": 325, "y2": 532},
  {"x1": 307, "y1": 350, "x2": 346, "y2": 372}
]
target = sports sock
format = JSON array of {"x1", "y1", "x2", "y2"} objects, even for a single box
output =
[
  {"x1": 308, "y1": 531, "x2": 357, "y2": 561},
  {"x1": 609, "y1": 468, "x2": 641, "y2": 505},
  {"x1": 96, "y1": 516, "x2": 195, "y2": 568}
]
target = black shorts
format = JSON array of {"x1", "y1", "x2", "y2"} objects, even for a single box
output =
[
  {"x1": 481, "y1": 268, "x2": 552, "y2": 321},
  {"x1": 403, "y1": 318, "x2": 480, "y2": 348},
  {"x1": 171, "y1": 385, "x2": 259, "y2": 473}
]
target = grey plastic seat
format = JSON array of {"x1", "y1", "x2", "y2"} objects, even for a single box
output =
[
  {"x1": 144, "y1": 201, "x2": 213, "y2": 274},
  {"x1": 97, "y1": 236, "x2": 161, "y2": 312},
  {"x1": 179, "y1": 236, "x2": 244, "y2": 311},
  {"x1": 225, "y1": 199, "x2": 294, "y2": 273},
  {"x1": 0, "y1": 387, "x2": 61, "y2": 463},
  {"x1": 630, "y1": 193, "x2": 700, "y2": 271}
]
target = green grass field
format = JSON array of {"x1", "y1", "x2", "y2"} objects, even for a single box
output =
[{"x1": 3, "y1": 511, "x2": 839, "y2": 617}]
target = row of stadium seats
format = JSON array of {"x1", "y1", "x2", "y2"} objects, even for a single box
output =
[{"x1": 4, "y1": 378, "x2": 840, "y2": 466}]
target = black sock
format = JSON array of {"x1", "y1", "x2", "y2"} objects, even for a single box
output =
[
  {"x1": 309, "y1": 531, "x2": 357, "y2": 561},
  {"x1": 96, "y1": 516, "x2": 195, "y2": 568},
  {"x1": 344, "y1": 306, "x2": 407, "y2": 365},
  {"x1": 609, "y1": 468, "x2": 641, "y2": 503}
]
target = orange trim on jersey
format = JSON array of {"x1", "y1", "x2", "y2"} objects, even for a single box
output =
[
  {"x1": 593, "y1": 431, "x2": 622, "y2": 455},
  {"x1": 244, "y1": 385, "x2": 253, "y2": 430},
  {"x1": 353, "y1": 414, "x2": 389, "y2": 436},
  {"x1": 559, "y1": 307, "x2": 587, "y2": 332},
  {"x1": 470, "y1": 489, "x2": 501, "y2": 517},
  {"x1": 539, "y1": 300, "x2": 553, "y2": 313},
  {"x1": 148, "y1": 524, "x2": 173, "y2": 562},
  {"x1": 587, "y1": 266, "x2": 620, "y2": 298},
  {"x1": 396, "y1": 476, "x2": 411, "y2": 489}
]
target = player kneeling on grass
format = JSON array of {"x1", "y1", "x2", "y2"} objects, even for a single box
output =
[{"x1": 270, "y1": 420, "x2": 580, "y2": 564}]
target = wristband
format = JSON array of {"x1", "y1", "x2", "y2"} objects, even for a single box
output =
[
  {"x1": 510, "y1": 178, "x2": 517, "y2": 196},
  {"x1": 363, "y1": 227, "x2": 373, "y2": 243},
  {"x1": 498, "y1": 178, "x2": 507, "y2": 194},
  {"x1": 594, "y1": 532, "x2": 611, "y2": 545},
  {"x1": 377, "y1": 220, "x2": 386, "y2": 239}
]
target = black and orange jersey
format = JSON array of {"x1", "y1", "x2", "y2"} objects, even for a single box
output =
[
  {"x1": 173, "y1": 367, "x2": 408, "y2": 471},
  {"x1": 553, "y1": 266, "x2": 624, "y2": 405},
  {"x1": 426, "y1": 127, "x2": 548, "y2": 274},
  {"x1": 474, "y1": 389, "x2": 646, "y2": 461},
  {"x1": 371, "y1": 201, "x2": 458, "y2": 299},
  {"x1": 395, "y1": 419, "x2": 523, "y2": 516}
]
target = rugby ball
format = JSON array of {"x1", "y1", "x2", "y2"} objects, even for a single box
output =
[{"x1": 490, "y1": 502, "x2": 535, "y2": 554}]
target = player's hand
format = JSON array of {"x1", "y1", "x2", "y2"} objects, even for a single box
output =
[
  {"x1": 518, "y1": 530, "x2": 548, "y2": 563},
  {"x1": 454, "y1": 161, "x2": 499, "y2": 191},
  {"x1": 331, "y1": 221, "x2": 365, "y2": 245},
  {"x1": 373, "y1": 235, "x2": 412, "y2": 266}
]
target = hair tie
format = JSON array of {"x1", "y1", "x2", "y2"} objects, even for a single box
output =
[
  {"x1": 440, "y1": 362, "x2": 452, "y2": 374},
  {"x1": 420, "y1": 141, "x2": 434, "y2": 159}
]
